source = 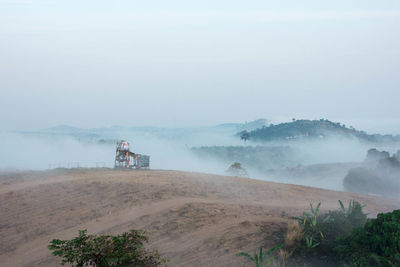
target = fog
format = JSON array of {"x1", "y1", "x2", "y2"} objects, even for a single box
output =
[
  {"x1": 0, "y1": 127, "x2": 239, "y2": 172},
  {"x1": 2, "y1": 122, "x2": 399, "y2": 194},
  {"x1": 1, "y1": 1, "x2": 400, "y2": 195},
  {"x1": 0, "y1": 133, "x2": 112, "y2": 170}
]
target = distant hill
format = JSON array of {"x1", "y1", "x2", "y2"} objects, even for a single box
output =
[
  {"x1": 17, "y1": 119, "x2": 270, "y2": 143},
  {"x1": 240, "y1": 119, "x2": 400, "y2": 143},
  {"x1": 33, "y1": 119, "x2": 268, "y2": 135},
  {"x1": 41, "y1": 125, "x2": 86, "y2": 134},
  {"x1": 216, "y1": 119, "x2": 269, "y2": 132}
]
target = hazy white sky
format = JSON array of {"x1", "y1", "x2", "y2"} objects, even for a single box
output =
[{"x1": 1, "y1": 0, "x2": 399, "y2": 132}]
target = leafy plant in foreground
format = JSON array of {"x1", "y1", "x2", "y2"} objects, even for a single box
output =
[
  {"x1": 236, "y1": 244, "x2": 283, "y2": 267},
  {"x1": 293, "y1": 202, "x2": 331, "y2": 249},
  {"x1": 48, "y1": 229, "x2": 167, "y2": 267}
]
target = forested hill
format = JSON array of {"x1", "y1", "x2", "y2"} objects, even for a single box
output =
[{"x1": 240, "y1": 119, "x2": 400, "y2": 143}]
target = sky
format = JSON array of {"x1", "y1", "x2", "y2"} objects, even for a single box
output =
[{"x1": 1, "y1": 0, "x2": 400, "y2": 133}]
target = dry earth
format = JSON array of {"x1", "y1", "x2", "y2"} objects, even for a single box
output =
[{"x1": 0, "y1": 169, "x2": 399, "y2": 267}]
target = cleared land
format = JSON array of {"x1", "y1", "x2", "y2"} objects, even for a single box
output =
[{"x1": 0, "y1": 169, "x2": 399, "y2": 266}]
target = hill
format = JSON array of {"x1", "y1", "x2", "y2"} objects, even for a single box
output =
[
  {"x1": 0, "y1": 169, "x2": 398, "y2": 266},
  {"x1": 241, "y1": 119, "x2": 400, "y2": 143},
  {"x1": 216, "y1": 118, "x2": 269, "y2": 132}
]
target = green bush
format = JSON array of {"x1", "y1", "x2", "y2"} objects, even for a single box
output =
[
  {"x1": 48, "y1": 229, "x2": 167, "y2": 267},
  {"x1": 335, "y1": 209, "x2": 400, "y2": 266}
]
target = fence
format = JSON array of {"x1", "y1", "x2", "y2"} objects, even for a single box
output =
[{"x1": 48, "y1": 162, "x2": 114, "y2": 169}]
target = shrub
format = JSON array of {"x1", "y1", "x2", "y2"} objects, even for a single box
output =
[
  {"x1": 48, "y1": 229, "x2": 167, "y2": 267},
  {"x1": 335, "y1": 209, "x2": 400, "y2": 266}
]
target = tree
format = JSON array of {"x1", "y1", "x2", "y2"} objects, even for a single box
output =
[
  {"x1": 48, "y1": 229, "x2": 167, "y2": 267},
  {"x1": 240, "y1": 131, "x2": 250, "y2": 142},
  {"x1": 226, "y1": 162, "x2": 248, "y2": 177}
]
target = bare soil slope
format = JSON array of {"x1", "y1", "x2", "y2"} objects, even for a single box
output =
[{"x1": 0, "y1": 169, "x2": 399, "y2": 267}]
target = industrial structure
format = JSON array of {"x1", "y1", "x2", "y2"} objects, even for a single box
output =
[{"x1": 115, "y1": 140, "x2": 150, "y2": 169}]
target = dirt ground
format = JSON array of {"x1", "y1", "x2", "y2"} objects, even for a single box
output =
[{"x1": 0, "y1": 169, "x2": 399, "y2": 267}]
